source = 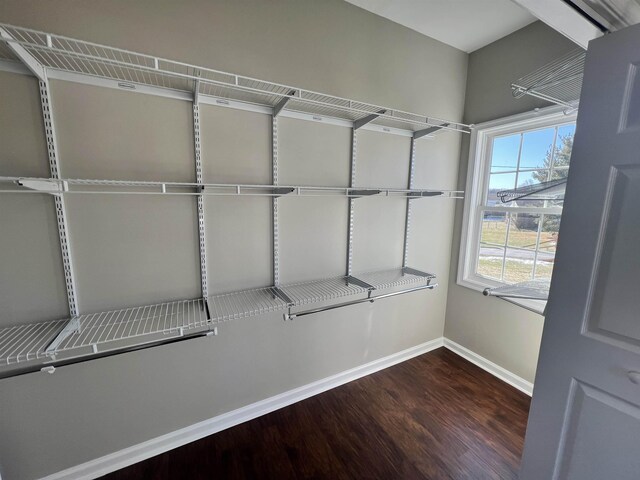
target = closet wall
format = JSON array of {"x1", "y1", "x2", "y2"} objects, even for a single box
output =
[
  {"x1": 0, "y1": 1, "x2": 466, "y2": 479},
  {"x1": 445, "y1": 21, "x2": 578, "y2": 384}
]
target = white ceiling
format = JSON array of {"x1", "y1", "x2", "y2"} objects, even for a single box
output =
[{"x1": 345, "y1": 0, "x2": 536, "y2": 52}]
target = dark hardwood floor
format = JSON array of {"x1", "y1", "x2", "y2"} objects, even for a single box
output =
[{"x1": 103, "y1": 348, "x2": 531, "y2": 480}]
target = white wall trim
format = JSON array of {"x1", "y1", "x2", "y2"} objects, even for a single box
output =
[
  {"x1": 443, "y1": 338, "x2": 534, "y2": 396},
  {"x1": 39, "y1": 337, "x2": 444, "y2": 480}
]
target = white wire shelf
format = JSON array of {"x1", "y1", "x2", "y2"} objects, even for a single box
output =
[
  {"x1": 0, "y1": 176, "x2": 464, "y2": 199},
  {"x1": 483, "y1": 279, "x2": 550, "y2": 301},
  {"x1": 511, "y1": 49, "x2": 585, "y2": 109},
  {"x1": 498, "y1": 178, "x2": 567, "y2": 203},
  {"x1": 0, "y1": 23, "x2": 469, "y2": 135},
  {"x1": 0, "y1": 298, "x2": 210, "y2": 369},
  {"x1": 280, "y1": 276, "x2": 369, "y2": 306},
  {"x1": 352, "y1": 267, "x2": 435, "y2": 290},
  {"x1": 0, "y1": 319, "x2": 68, "y2": 366},
  {"x1": 280, "y1": 267, "x2": 436, "y2": 306},
  {"x1": 207, "y1": 287, "x2": 289, "y2": 322}
]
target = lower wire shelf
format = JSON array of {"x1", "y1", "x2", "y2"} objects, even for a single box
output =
[{"x1": 0, "y1": 267, "x2": 436, "y2": 378}]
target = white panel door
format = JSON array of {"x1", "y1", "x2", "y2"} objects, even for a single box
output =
[{"x1": 520, "y1": 24, "x2": 640, "y2": 480}]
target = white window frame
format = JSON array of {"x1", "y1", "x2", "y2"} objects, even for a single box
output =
[{"x1": 457, "y1": 105, "x2": 577, "y2": 314}]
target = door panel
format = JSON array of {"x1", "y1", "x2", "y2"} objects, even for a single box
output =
[
  {"x1": 557, "y1": 382, "x2": 640, "y2": 480},
  {"x1": 520, "y1": 24, "x2": 640, "y2": 480},
  {"x1": 588, "y1": 166, "x2": 640, "y2": 347}
]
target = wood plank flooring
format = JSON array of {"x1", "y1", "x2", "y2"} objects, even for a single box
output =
[{"x1": 103, "y1": 347, "x2": 531, "y2": 479}]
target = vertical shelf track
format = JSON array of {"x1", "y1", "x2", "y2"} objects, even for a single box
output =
[
  {"x1": 403, "y1": 138, "x2": 417, "y2": 267},
  {"x1": 272, "y1": 115, "x2": 280, "y2": 286},
  {"x1": 193, "y1": 78, "x2": 208, "y2": 302},
  {"x1": 41, "y1": 78, "x2": 82, "y2": 352},
  {"x1": 347, "y1": 128, "x2": 357, "y2": 276}
]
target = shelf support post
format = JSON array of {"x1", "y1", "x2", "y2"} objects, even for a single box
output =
[
  {"x1": 193, "y1": 79, "x2": 208, "y2": 300},
  {"x1": 41, "y1": 78, "x2": 80, "y2": 319},
  {"x1": 273, "y1": 89, "x2": 296, "y2": 118},
  {"x1": 413, "y1": 123, "x2": 449, "y2": 140},
  {"x1": 353, "y1": 109, "x2": 386, "y2": 130},
  {"x1": 347, "y1": 128, "x2": 357, "y2": 276},
  {"x1": 403, "y1": 138, "x2": 417, "y2": 268},
  {"x1": 272, "y1": 115, "x2": 281, "y2": 286}
]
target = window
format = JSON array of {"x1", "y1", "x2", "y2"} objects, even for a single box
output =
[{"x1": 458, "y1": 106, "x2": 577, "y2": 313}]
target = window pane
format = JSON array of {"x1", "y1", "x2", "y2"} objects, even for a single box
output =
[
  {"x1": 516, "y1": 169, "x2": 550, "y2": 188},
  {"x1": 480, "y1": 212, "x2": 508, "y2": 246},
  {"x1": 488, "y1": 173, "x2": 516, "y2": 205},
  {"x1": 557, "y1": 123, "x2": 575, "y2": 141},
  {"x1": 503, "y1": 248, "x2": 535, "y2": 283},
  {"x1": 535, "y1": 254, "x2": 555, "y2": 280},
  {"x1": 490, "y1": 134, "x2": 520, "y2": 172},
  {"x1": 477, "y1": 244, "x2": 504, "y2": 280},
  {"x1": 539, "y1": 214, "x2": 561, "y2": 252},
  {"x1": 550, "y1": 125, "x2": 574, "y2": 179},
  {"x1": 519, "y1": 127, "x2": 555, "y2": 170},
  {"x1": 507, "y1": 213, "x2": 540, "y2": 249}
]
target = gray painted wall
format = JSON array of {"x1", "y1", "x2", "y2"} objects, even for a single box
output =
[
  {"x1": 0, "y1": 1, "x2": 466, "y2": 478},
  {"x1": 444, "y1": 22, "x2": 578, "y2": 383}
]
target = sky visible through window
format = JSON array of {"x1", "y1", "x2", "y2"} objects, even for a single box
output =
[{"x1": 489, "y1": 124, "x2": 576, "y2": 191}]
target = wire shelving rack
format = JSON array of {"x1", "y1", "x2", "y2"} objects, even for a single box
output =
[
  {"x1": 0, "y1": 267, "x2": 435, "y2": 377},
  {"x1": 0, "y1": 23, "x2": 470, "y2": 135},
  {"x1": 511, "y1": 49, "x2": 585, "y2": 109},
  {"x1": 0, "y1": 23, "x2": 449, "y2": 378}
]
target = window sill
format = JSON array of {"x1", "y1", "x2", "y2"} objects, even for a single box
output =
[{"x1": 457, "y1": 277, "x2": 547, "y2": 316}]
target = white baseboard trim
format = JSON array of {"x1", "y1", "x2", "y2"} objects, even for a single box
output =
[
  {"x1": 443, "y1": 338, "x2": 534, "y2": 396},
  {"x1": 41, "y1": 337, "x2": 444, "y2": 480}
]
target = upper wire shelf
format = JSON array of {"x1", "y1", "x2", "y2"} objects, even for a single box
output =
[
  {"x1": 511, "y1": 49, "x2": 585, "y2": 109},
  {"x1": 483, "y1": 279, "x2": 550, "y2": 301},
  {"x1": 497, "y1": 178, "x2": 567, "y2": 203},
  {"x1": 0, "y1": 23, "x2": 469, "y2": 135},
  {"x1": 0, "y1": 176, "x2": 463, "y2": 199}
]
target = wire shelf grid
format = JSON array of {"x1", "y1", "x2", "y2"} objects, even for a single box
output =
[
  {"x1": 0, "y1": 320, "x2": 67, "y2": 365},
  {"x1": 207, "y1": 287, "x2": 289, "y2": 322},
  {"x1": 511, "y1": 49, "x2": 585, "y2": 108},
  {"x1": 353, "y1": 268, "x2": 435, "y2": 290},
  {"x1": 0, "y1": 298, "x2": 209, "y2": 367},
  {"x1": 280, "y1": 276, "x2": 370, "y2": 306},
  {"x1": 0, "y1": 23, "x2": 469, "y2": 135},
  {"x1": 53, "y1": 298, "x2": 210, "y2": 353}
]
